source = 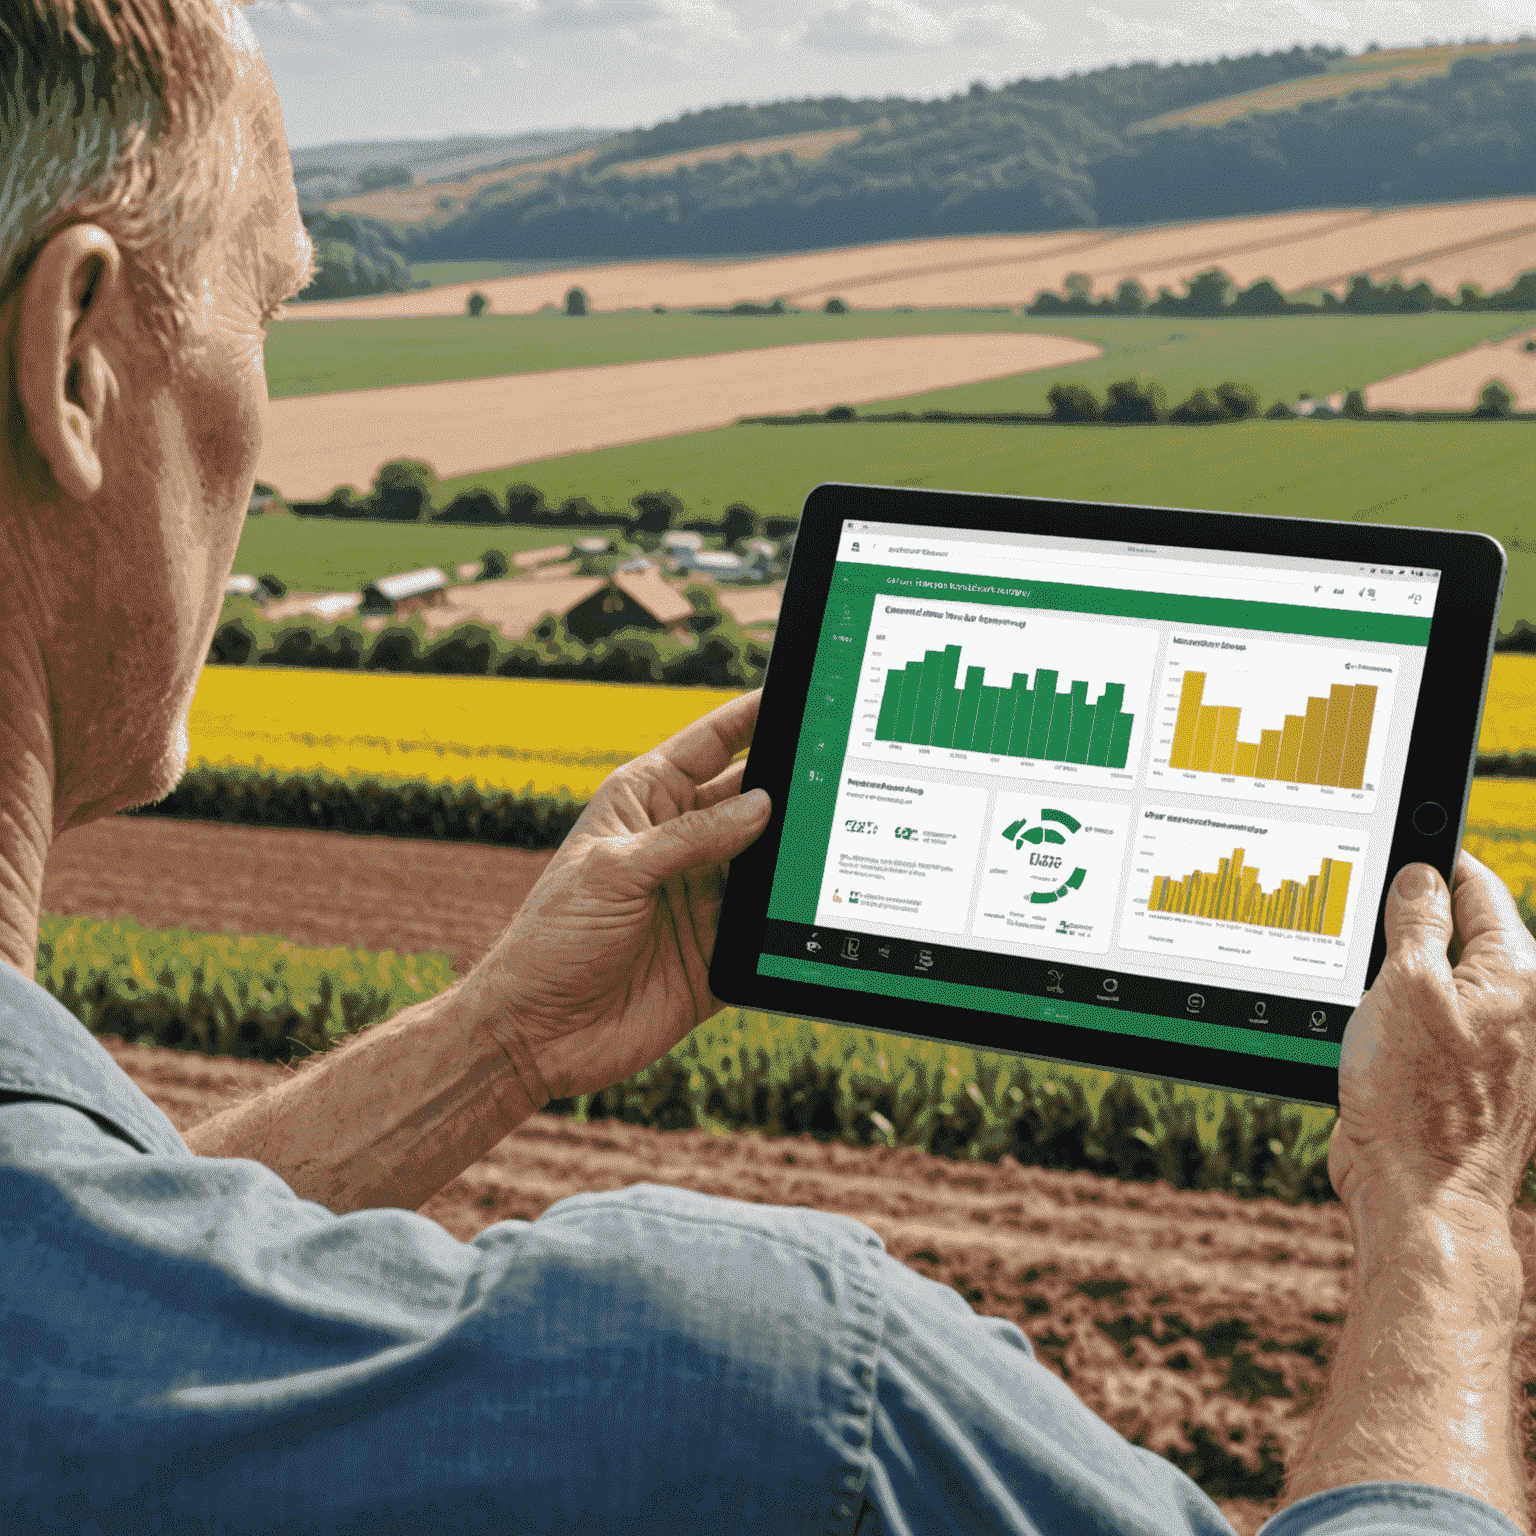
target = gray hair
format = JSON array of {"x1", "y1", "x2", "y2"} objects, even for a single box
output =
[{"x1": 0, "y1": 0, "x2": 254, "y2": 358}]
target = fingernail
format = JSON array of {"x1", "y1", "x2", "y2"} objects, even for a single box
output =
[
  {"x1": 728, "y1": 788, "x2": 769, "y2": 819},
  {"x1": 1395, "y1": 865, "x2": 1431, "y2": 900}
]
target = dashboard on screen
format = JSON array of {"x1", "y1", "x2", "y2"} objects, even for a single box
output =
[{"x1": 755, "y1": 517, "x2": 1441, "y2": 1073}]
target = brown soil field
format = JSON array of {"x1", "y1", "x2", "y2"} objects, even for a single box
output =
[
  {"x1": 1366, "y1": 324, "x2": 1536, "y2": 412},
  {"x1": 91, "y1": 1027, "x2": 1536, "y2": 1532},
  {"x1": 41, "y1": 817, "x2": 556, "y2": 975},
  {"x1": 329, "y1": 127, "x2": 865, "y2": 224},
  {"x1": 282, "y1": 198, "x2": 1536, "y2": 320},
  {"x1": 256, "y1": 332, "x2": 1102, "y2": 501}
]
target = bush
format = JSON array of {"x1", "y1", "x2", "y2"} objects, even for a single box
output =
[
  {"x1": 825, "y1": 404, "x2": 856, "y2": 421},
  {"x1": 371, "y1": 458, "x2": 439, "y2": 522},
  {"x1": 261, "y1": 618, "x2": 366, "y2": 670},
  {"x1": 631, "y1": 489, "x2": 683, "y2": 541},
  {"x1": 257, "y1": 573, "x2": 288, "y2": 599},
  {"x1": 823, "y1": 297, "x2": 848, "y2": 313},
  {"x1": 466, "y1": 291, "x2": 488, "y2": 316},
  {"x1": 1102, "y1": 378, "x2": 1166, "y2": 423},
  {"x1": 565, "y1": 286, "x2": 588, "y2": 316},
  {"x1": 1169, "y1": 388, "x2": 1229, "y2": 424},
  {"x1": 1214, "y1": 381, "x2": 1260, "y2": 420},
  {"x1": 1264, "y1": 400, "x2": 1297, "y2": 419},
  {"x1": 1475, "y1": 380, "x2": 1515, "y2": 418},
  {"x1": 480, "y1": 548, "x2": 509, "y2": 580},
  {"x1": 1341, "y1": 389, "x2": 1369, "y2": 419},
  {"x1": 504, "y1": 482, "x2": 547, "y2": 522},
  {"x1": 720, "y1": 503, "x2": 761, "y2": 547},
  {"x1": 207, "y1": 605, "x2": 271, "y2": 666},
  {"x1": 363, "y1": 615, "x2": 430, "y2": 672},
  {"x1": 1047, "y1": 384, "x2": 1101, "y2": 422},
  {"x1": 422, "y1": 621, "x2": 502, "y2": 676}
]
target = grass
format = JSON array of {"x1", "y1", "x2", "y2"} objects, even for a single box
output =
[
  {"x1": 261, "y1": 311, "x2": 1528, "y2": 403},
  {"x1": 407, "y1": 259, "x2": 588, "y2": 288},
  {"x1": 423, "y1": 419, "x2": 1533, "y2": 637},
  {"x1": 231, "y1": 518, "x2": 624, "y2": 590}
]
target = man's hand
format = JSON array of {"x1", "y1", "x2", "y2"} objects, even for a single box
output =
[
  {"x1": 1328, "y1": 851, "x2": 1536, "y2": 1228},
  {"x1": 454, "y1": 690, "x2": 772, "y2": 1106}
]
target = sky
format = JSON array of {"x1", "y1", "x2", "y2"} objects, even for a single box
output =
[{"x1": 248, "y1": 0, "x2": 1536, "y2": 150}]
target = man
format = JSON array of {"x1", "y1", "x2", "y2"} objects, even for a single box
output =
[{"x1": 2, "y1": 3, "x2": 1535, "y2": 1531}]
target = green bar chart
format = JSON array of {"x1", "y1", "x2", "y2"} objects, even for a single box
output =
[{"x1": 874, "y1": 643, "x2": 1137, "y2": 769}]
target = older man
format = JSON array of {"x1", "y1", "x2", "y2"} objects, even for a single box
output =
[{"x1": 3, "y1": 3, "x2": 1536, "y2": 1532}]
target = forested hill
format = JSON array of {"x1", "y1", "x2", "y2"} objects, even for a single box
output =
[{"x1": 395, "y1": 49, "x2": 1534, "y2": 262}]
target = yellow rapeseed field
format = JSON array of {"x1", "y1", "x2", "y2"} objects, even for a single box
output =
[
  {"x1": 1479, "y1": 655, "x2": 1536, "y2": 757},
  {"x1": 188, "y1": 668, "x2": 744, "y2": 801},
  {"x1": 1465, "y1": 777, "x2": 1536, "y2": 908}
]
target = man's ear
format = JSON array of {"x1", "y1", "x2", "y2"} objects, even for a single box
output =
[{"x1": 14, "y1": 224, "x2": 124, "y2": 502}]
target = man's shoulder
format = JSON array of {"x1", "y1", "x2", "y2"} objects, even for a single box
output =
[{"x1": 0, "y1": 961, "x2": 190, "y2": 1159}]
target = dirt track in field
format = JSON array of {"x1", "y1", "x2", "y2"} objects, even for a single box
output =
[
  {"x1": 284, "y1": 197, "x2": 1536, "y2": 320},
  {"x1": 255, "y1": 332, "x2": 1102, "y2": 501},
  {"x1": 1365, "y1": 324, "x2": 1536, "y2": 412}
]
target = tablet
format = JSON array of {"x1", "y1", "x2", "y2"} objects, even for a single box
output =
[{"x1": 709, "y1": 484, "x2": 1506, "y2": 1111}]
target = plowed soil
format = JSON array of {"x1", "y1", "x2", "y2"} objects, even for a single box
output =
[
  {"x1": 1365, "y1": 324, "x2": 1536, "y2": 412},
  {"x1": 255, "y1": 332, "x2": 1102, "y2": 501}
]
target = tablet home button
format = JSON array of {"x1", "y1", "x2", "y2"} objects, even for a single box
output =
[{"x1": 1412, "y1": 801, "x2": 1447, "y2": 836}]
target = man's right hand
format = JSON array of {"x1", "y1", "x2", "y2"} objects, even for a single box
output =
[{"x1": 1328, "y1": 851, "x2": 1536, "y2": 1226}]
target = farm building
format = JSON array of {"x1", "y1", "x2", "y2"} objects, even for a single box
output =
[
  {"x1": 661, "y1": 530, "x2": 705, "y2": 554},
  {"x1": 564, "y1": 565, "x2": 694, "y2": 644},
  {"x1": 674, "y1": 546, "x2": 775, "y2": 583},
  {"x1": 361, "y1": 567, "x2": 449, "y2": 616},
  {"x1": 226, "y1": 574, "x2": 261, "y2": 598},
  {"x1": 574, "y1": 536, "x2": 614, "y2": 555}
]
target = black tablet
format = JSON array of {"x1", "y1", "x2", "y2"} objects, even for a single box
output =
[{"x1": 709, "y1": 484, "x2": 1506, "y2": 1111}]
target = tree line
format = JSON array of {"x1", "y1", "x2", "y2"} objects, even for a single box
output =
[{"x1": 387, "y1": 51, "x2": 1534, "y2": 264}]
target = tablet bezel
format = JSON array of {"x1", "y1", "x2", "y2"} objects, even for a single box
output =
[{"x1": 710, "y1": 483, "x2": 1506, "y2": 1111}]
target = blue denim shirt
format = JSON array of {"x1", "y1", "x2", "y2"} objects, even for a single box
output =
[{"x1": 0, "y1": 961, "x2": 1521, "y2": 1535}]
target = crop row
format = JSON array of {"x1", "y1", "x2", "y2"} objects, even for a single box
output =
[{"x1": 39, "y1": 913, "x2": 1536, "y2": 1207}]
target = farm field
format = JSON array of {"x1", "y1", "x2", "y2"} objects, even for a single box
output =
[
  {"x1": 1365, "y1": 324, "x2": 1536, "y2": 412},
  {"x1": 185, "y1": 668, "x2": 742, "y2": 800},
  {"x1": 284, "y1": 197, "x2": 1536, "y2": 319},
  {"x1": 261, "y1": 310, "x2": 1527, "y2": 403},
  {"x1": 256, "y1": 332, "x2": 1102, "y2": 501},
  {"x1": 1132, "y1": 39, "x2": 1536, "y2": 133},
  {"x1": 423, "y1": 420, "x2": 1533, "y2": 639},
  {"x1": 232, "y1": 518, "x2": 626, "y2": 591},
  {"x1": 88, "y1": 1028, "x2": 1536, "y2": 1528}
]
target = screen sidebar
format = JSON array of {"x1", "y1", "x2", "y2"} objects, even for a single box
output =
[{"x1": 757, "y1": 520, "x2": 1441, "y2": 1071}]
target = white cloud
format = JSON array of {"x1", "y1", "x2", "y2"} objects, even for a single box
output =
[
  {"x1": 950, "y1": 3, "x2": 1039, "y2": 44},
  {"x1": 804, "y1": 0, "x2": 951, "y2": 52},
  {"x1": 1279, "y1": 0, "x2": 1350, "y2": 30},
  {"x1": 370, "y1": 4, "x2": 415, "y2": 23}
]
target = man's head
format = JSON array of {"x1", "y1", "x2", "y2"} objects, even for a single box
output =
[{"x1": 0, "y1": 0, "x2": 314, "y2": 850}]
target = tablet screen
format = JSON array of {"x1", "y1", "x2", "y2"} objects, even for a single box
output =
[{"x1": 757, "y1": 518, "x2": 1442, "y2": 1071}]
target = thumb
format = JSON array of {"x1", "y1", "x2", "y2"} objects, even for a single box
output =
[
  {"x1": 1383, "y1": 862, "x2": 1454, "y2": 965},
  {"x1": 630, "y1": 788, "x2": 772, "y2": 887}
]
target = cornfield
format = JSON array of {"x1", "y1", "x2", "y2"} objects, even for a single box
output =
[{"x1": 187, "y1": 667, "x2": 743, "y2": 801}]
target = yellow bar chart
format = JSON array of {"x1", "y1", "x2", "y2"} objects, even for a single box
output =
[
  {"x1": 1168, "y1": 671, "x2": 1377, "y2": 789},
  {"x1": 1149, "y1": 846, "x2": 1352, "y2": 937}
]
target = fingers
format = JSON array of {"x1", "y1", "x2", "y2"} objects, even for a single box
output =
[
  {"x1": 1450, "y1": 849, "x2": 1536, "y2": 970},
  {"x1": 650, "y1": 691, "x2": 761, "y2": 789},
  {"x1": 629, "y1": 787, "x2": 772, "y2": 888},
  {"x1": 694, "y1": 756, "x2": 749, "y2": 811},
  {"x1": 1384, "y1": 862, "x2": 1455, "y2": 967}
]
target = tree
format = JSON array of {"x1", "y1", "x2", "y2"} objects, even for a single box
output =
[
  {"x1": 823, "y1": 297, "x2": 848, "y2": 313},
  {"x1": 720, "y1": 503, "x2": 761, "y2": 547},
  {"x1": 825, "y1": 405, "x2": 856, "y2": 421},
  {"x1": 371, "y1": 458, "x2": 439, "y2": 522},
  {"x1": 1474, "y1": 380, "x2": 1515, "y2": 418},
  {"x1": 436, "y1": 487, "x2": 503, "y2": 524},
  {"x1": 466, "y1": 291, "x2": 488, "y2": 317},
  {"x1": 1230, "y1": 279, "x2": 1289, "y2": 315},
  {"x1": 631, "y1": 489, "x2": 683, "y2": 542},
  {"x1": 1046, "y1": 384, "x2": 1101, "y2": 422},
  {"x1": 1182, "y1": 269, "x2": 1234, "y2": 316},
  {"x1": 480, "y1": 549, "x2": 510, "y2": 580},
  {"x1": 1341, "y1": 389, "x2": 1369, "y2": 419},
  {"x1": 1214, "y1": 381, "x2": 1261, "y2": 420},
  {"x1": 1169, "y1": 388, "x2": 1227, "y2": 424},
  {"x1": 1102, "y1": 378, "x2": 1166, "y2": 422},
  {"x1": 505, "y1": 483, "x2": 547, "y2": 523},
  {"x1": 1111, "y1": 279, "x2": 1147, "y2": 315},
  {"x1": 565, "y1": 286, "x2": 589, "y2": 316}
]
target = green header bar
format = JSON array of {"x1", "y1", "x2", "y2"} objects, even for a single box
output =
[
  {"x1": 841, "y1": 564, "x2": 1430, "y2": 646},
  {"x1": 759, "y1": 954, "x2": 1342, "y2": 1069}
]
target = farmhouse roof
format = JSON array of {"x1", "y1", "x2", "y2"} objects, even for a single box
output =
[
  {"x1": 691, "y1": 550, "x2": 745, "y2": 572},
  {"x1": 661, "y1": 530, "x2": 704, "y2": 550},
  {"x1": 611, "y1": 567, "x2": 693, "y2": 625},
  {"x1": 226, "y1": 574, "x2": 260, "y2": 597},
  {"x1": 371, "y1": 567, "x2": 448, "y2": 602},
  {"x1": 574, "y1": 536, "x2": 611, "y2": 553}
]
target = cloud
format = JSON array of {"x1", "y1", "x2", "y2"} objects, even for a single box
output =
[
  {"x1": 1278, "y1": 0, "x2": 1349, "y2": 30},
  {"x1": 803, "y1": 0, "x2": 1038, "y2": 53}
]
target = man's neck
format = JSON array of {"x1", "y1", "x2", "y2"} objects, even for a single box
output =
[{"x1": 0, "y1": 642, "x2": 57, "y2": 983}]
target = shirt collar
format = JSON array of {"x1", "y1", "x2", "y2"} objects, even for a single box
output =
[{"x1": 0, "y1": 961, "x2": 191, "y2": 1158}]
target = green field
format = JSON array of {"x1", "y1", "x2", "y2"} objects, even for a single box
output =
[
  {"x1": 421, "y1": 419, "x2": 1531, "y2": 636},
  {"x1": 232, "y1": 517, "x2": 625, "y2": 591},
  {"x1": 262, "y1": 311, "x2": 1528, "y2": 407}
]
